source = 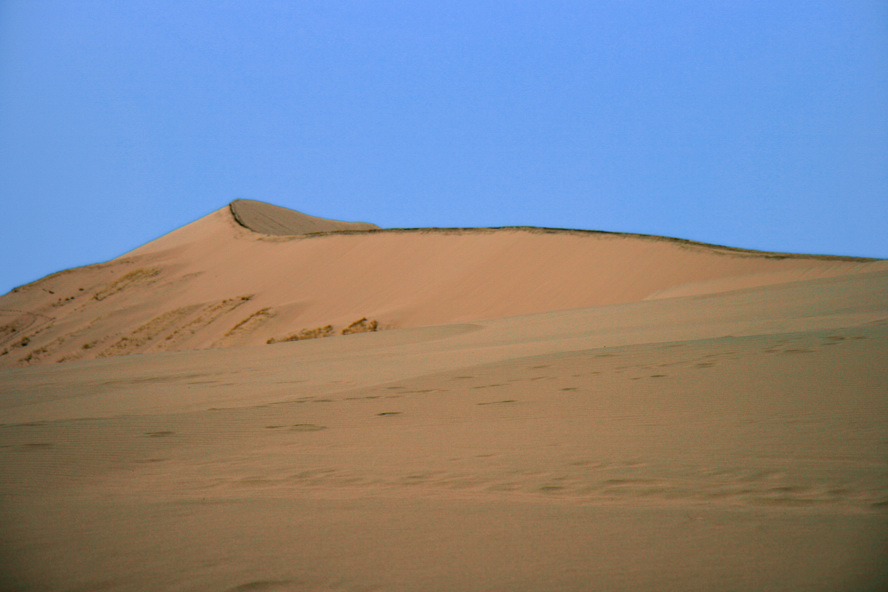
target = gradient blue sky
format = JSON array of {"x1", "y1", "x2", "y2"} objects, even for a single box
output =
[{"x1": 2, "y1": 1, "x2": 886, "y2": 295}]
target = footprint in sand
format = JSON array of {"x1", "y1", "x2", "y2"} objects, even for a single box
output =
[
  {"x1": 227, "y1": 581, "x2": 301, "y2": 592},
  {"x1": 266, "y1": 424, "x2": 326, "y2": 431},
  {"x1": 290, "y1": 424, "x2": 326, "y2": 432}
]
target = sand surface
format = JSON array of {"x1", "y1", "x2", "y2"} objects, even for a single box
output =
[
  {"x1": 229, "y1": 199, "x2": 380, "y2": 236},
  {"x1": 1, "y1": 202, "x2": 886, "y2": 591},
  {"x1": 1, "y1": 202, "x2": 884, "y2": 369}
]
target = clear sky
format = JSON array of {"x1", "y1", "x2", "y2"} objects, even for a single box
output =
[{"x1": 1, "y1": 1, "x2": 886, "y2": 295}]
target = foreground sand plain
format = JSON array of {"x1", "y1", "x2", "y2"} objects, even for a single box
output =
[{"x1": 1, "y1": 202, "x2": 887, "y2": 590}]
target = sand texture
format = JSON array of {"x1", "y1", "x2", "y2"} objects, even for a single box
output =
[
  {"x1": 1, "y1": 201, "x2": 886, "y2": 591},
  {"x1": 1, "y1": 202, "x2": 884, "y2": 369},
  {"x1": 230, "y1": 199, "x2": 380, "y2": 236}
]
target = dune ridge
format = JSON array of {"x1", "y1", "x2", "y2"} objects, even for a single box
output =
[
  {"x1": 1, "y1": 200, "x2": 885, "y2": 368},
  {"x1": 229, "y1": 198, "x2": 379, "y2": 236},
  {"x1": 296, "y1": 224, "x2": 878, "y2": 262}
]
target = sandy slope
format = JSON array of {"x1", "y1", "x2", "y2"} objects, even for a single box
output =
[
  {"x1": 0, "y1": 202, "x2": 886, "y2": 590},
  {"x1": 1, "y1": 201, "x2": 884, "y2": 368},
  {"x1": 1, "y1": 270, "x2": 886, "y2": 591},
  {"x1": 230, "y1": 198, "x2": 379, "y2": 236}
]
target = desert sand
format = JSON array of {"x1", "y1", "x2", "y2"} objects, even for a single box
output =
[{"x1": 1, "y1": 201, "x2": 886, "y2": 591}]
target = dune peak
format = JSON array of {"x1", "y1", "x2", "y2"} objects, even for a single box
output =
[{"x1": 229, "y1": 199, "x2": 379, "y2": 236}]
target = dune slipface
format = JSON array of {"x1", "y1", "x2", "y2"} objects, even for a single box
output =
[
  {"x1": 229, "y1": 198, "x2": 380, "y2": 236},
  {"x1": 1, "y1": 201, "x2": 886, "y2": 591}
]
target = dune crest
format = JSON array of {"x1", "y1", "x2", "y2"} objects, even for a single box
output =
[
  {"x1": 229, "y1": 198, "x2": 379, "y2": 236},
  {"x1": 0, "y1": 200, "x2": 885, "y2": 368}
]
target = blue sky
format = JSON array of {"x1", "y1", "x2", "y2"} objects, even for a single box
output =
[{"x1": 1, "y1": 1, "x2": 886, "y2": 294}]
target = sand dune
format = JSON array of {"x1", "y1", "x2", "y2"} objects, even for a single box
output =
[
  {"x1": 1, "y1": 201, "x2": 884, "y2": 368},
  {"x1": 1, "y1": 201, "x2": 886, "y2": 591},
  {"x1": 230, "y1": 198, "x2": 379, "y2": 236}
]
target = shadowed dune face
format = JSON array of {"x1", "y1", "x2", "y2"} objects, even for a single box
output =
[
  {"x1": 0, "y1": 200, "x2": 886, "y2": 368},
  {"x1": 229, "y1": 199, "x2": 379, "y2": 236}
]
